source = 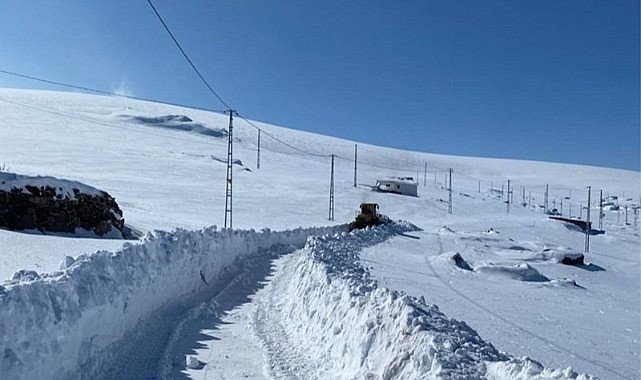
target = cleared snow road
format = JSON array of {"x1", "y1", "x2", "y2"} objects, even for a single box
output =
[
  {"x1": 92, "y1": 245, "x2": 297, "y2": 380},
  {"x1": 90, "y1": 223, "x2": 597, "y2": 380},
  {"x1": 90, "y1": 252, "x2": 277, "y2": 380},
  {"x1": 162, "y1": 250, "x2": 314, "y2": 380},
  {"x1": 252, "y1": 252, "x2": 321, "y2": 379},
  {"x1": 160, "y1": 253, "x2": 277, "y2": 380}
]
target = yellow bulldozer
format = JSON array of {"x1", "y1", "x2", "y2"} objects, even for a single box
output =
[{"x1": 348, "y1": 203, "x2": 386, "y2": 231}]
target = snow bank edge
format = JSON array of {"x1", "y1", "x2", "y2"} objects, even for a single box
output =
[
  {"x1": 0, "y1": 224, "x2": 343, "y2": 379},
  {"x1": 272, "y1": 223, "x2": 596, "y2": 379}
]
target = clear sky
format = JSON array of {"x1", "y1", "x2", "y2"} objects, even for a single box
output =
[{"x1": 1, "y1": 1, "x2": 639, "y2": 171}]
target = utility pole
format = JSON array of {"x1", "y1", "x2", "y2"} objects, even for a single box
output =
[
  {"x1": 585, "y1": 186, "x2": 591, "y2": 253},
  {"x1": 224, "y1": 109, "x2": 237, "y2": 229},
  {"x1": 544, "y1": 184, "x2": 549, "y2": 213},
  {"x1": 521, "y1": 186, "x2": 525, "y2": 205},
  {"x1": 424, "y1": 162, "x2": 427, "y2": 186},
  {"x1": 329, "y1": 154, "x2": 335, "y2": 221},
  {"x1": 256, "y1": 129, "x2": 261, "y2": 169},
  {"x1": 448, "y1": 168, "x2": 453, "y2": 214},
  {"x1": 506, "y1": 180, "x2": 511, "y2": 213},
  {"x1": 599, "y1": 190, "x2": 603, "y2": 230},
  {"x1": 353, "y1": 144, "x2": 357, "y2": 188},
  {"x1": 511, "y1": 184, "x2": 515, "y2": 204},
  {"x1": 528, "y1": 192, "x2": 532, "y2": 207},
  {"x1": 501, "y1": 184, "x2": 504, "y2": 199},
  {"x1": 478, "y1": 180, "x2": 481, "y2": 193}
]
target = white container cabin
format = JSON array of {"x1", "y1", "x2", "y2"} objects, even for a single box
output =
[{"x1": 375, "y1": 177, "x2": 418, "y2": 196}]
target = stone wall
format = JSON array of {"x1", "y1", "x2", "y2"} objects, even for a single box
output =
[{"x1": 0, "y1": 185, "x2": 124, "y2": 237}]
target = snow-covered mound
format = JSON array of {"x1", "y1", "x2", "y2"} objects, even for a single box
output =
[
  {"x1": 0, "y1": 225, "x2": 342, "y2": 379},
  {"x1": 255, "y1": 223, "x2": 594, "y2": 379},
  {"x1": 125, "y1": 114, "x2": 229, "y2": 138},
  {"x1": 0, "y1": 172, "x2": 125, "y2": 238},
  {"x1": 0, "y1": 172, "x2": 104, "y2": 199},
  {"x1": 474, "y1": 263, "x2": 551, "y2": 282}
]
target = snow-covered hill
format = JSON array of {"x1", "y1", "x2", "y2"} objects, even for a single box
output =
[{"x1": 0, "y1": 89, "x2": 639, "y2": 379}]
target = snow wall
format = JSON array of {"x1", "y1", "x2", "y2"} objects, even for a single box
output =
[
  {"x1": 0, "y1": 225, "x2": 343, "y2": 380},
  {"x1": 272, "y1": 223, "x2": 594, "y2": 379}
]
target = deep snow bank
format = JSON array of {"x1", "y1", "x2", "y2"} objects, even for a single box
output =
[
  {"x1": 272, "y1": 223, "x2": 594, "y2": 379},
  {"x1": 0, "y1": 225, "x2": 342, "y2": 379}
]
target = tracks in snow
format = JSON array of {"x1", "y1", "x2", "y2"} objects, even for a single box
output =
[
  {"x1": 158, "y1": 248, "x2": 317, "y2": 380},
  {"x1": 425, "y1": 231, "x2": 627, "y2": 380},
  {"x1": 252, "y1": 252, "x2": 318, "y2": 380},
  {"x1": 158, "y1": 251, "x2": 274, "y2": 380}
]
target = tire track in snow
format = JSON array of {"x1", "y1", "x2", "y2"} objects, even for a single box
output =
[
  {"x1": 158, "y1": 258, "x2": 264, "y2": 379},
  {"x1": 252, "y1": 252, "x2": 318, "y2": 380},
  {"x1": 425, "y1": 232, "x2": 628, "y2": 380},
  {"x1": 158, "y1": 247, "x2": 297, "y2": 380},
  {"x1": 86, "y1": 270, "x2": 240, "y2": 380},
  {"x1": 590, "y1": 251, "x2": 640, "y2": 264},
  {"x1": 361, "y1": 257, "x2": 438, "y2": 279}
]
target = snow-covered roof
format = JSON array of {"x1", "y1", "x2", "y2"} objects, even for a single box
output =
[{"x1": 376, "y1": 176, "x2": 418, "y2": 185}]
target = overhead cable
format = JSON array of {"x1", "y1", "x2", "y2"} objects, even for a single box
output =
[
  {"x1": 238, "y1": 116, "x2": 331, "y2": 158},
  {"x1": 145, "y1": 0, "x2": 231, "y2": 110},
  {"x1": 0, "y1": 69, "x2": 226, "y2": 114},
  {"x1": 0, "y1": 72, "x2": 582, "y2": 192}
]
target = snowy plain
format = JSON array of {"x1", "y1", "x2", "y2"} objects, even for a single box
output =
[{"x1": 0, "y1": 89, "x2": 639, "y2": 379}]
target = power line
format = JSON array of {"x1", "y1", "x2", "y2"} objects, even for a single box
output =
[
  {"x1": 0, "y1": 73, "x2": 598, "y2": 196},
  {"x1": 0, "y1": 73, "x2": 499, "y2": 178},
  {"x1": 334, "y1": 154, "x2": 429, "y2": 174},
  {"x1": 143, "y1": 2, "x2": 333, "y2": 160},
  {"x1": 144, "y1": 2, "x2": 327, "y2": 160},
  {"x1": 0, "y1": 97, "x2": 226, "y2": 148},
  {"x1": 238, "y1": 116, "x2": 331, "y2": 158},
  {"x1": 0, "y1": 68, "x2": 331, "y2": 160},
  {"x1": 1, "y1": 69, "x2": 114, "y2": 97},
  {"x1": 0, "y1": 69, "x2": 226, "y2": 114},
  {"x1": 145, "y1": 0, "x2": 231, "y2": 110},
  {"x1": 452, "y1": 170, "x2": 508, "y2": 183}
]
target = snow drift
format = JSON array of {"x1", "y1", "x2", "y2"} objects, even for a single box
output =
[
  {"x1": 125, "y1": 114, "x2": 228, "y2": 138},
  {"x1": 261, "y1": 223, "x2": 594, "y2": 379},
  {"x1": 0, "y1": 224, "x2": 342, "y2": 379}
]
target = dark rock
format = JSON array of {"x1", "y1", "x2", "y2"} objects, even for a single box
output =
[
  {"x1": 0, "y1": 183, "x2": 125, "y2": 238},
  {"x1": 60, "y1": 256, "x2": 75, "y2": 270},
  {"x1": 11, "y1": 270, "x2": 40, "y2": 282},
  {"x1": 451, "y1": 253, "x2": 472, "y2": 271},
  {"x1": 561, "y1": 255, "x2": 585, "y2": 266}
]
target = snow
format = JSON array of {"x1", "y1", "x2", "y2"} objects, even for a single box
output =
[
  {"x1": 0, "y1": 172, "x2": 104, "y2": 199},
  {"x1": 0, "y1": 229, "x2": 125, "y2": 280},
  {"x1": 361, "y1": 221, "x2": 640, "y2": 379},
  {"x1": 0, "y1": 225, "x2": 341, "y2": 379},
  {"x1": 0, "y1": 88, "x2": 639, "y2": 379}
]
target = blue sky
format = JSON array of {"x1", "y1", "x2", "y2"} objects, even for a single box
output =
[{"x1": 1, "y1": 1, "x2": 639, "y2": 171}]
